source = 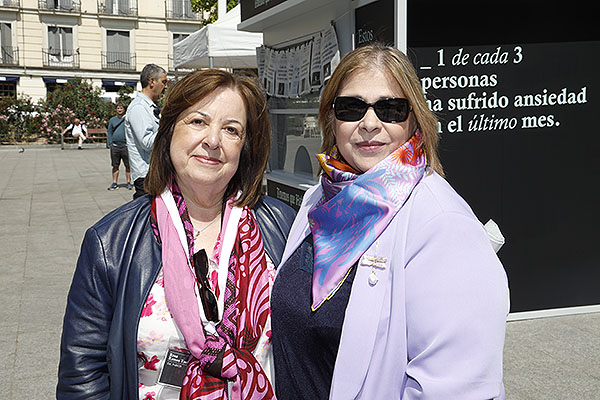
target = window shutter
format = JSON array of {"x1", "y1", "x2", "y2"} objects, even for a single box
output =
[
  {"x1": 48, "y1": 26, "x2": 59, "y2": 53},
  {"x1": 62, "y1": 27, "x2": 73, "y2": 55},
  {"x1": 1, "y1": 23, "x2": 11, "y2": 48}
]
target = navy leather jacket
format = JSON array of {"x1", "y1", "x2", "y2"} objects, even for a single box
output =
[{"x1": 57, "y1": 194, "x2": 296, "y2": 399}]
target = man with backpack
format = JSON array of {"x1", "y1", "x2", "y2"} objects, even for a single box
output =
[
  {"x1": 106, "y1": 102, "x2": 133, "y2": 190},
  {"x1": 61, "y1": 118, "x2": 88, "y2": 150}
]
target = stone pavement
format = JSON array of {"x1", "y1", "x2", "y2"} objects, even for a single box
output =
[{"x1": 1, "y1": 146, "x2": 599, "y2": 399}]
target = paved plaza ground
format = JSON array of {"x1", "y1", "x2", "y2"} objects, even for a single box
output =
[{"x1": 1, "y1": 146, "x2": 599, "y2": 399}]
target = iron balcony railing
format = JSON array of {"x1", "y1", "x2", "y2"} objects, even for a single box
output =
[
  {"x1": 102, "y1": 51, "x2": 136, "y2": 71},
  {"x1": 42, "y1": 48, "x2": 80, "y2": 68},
  {"x1": 0, "y1": 0, "x2": 21, "y2": 9},
  {"x1": 97, "y1": 0, "x2": 137, "y2": 17},
  {"x1": 0, "y1": 46, "x2": 19, "y2": 66},
  {"x1": 38, "y1": 0, "x2": 81, "y2": 12},
  {"x1": 165, "y1": 0, "x2": 202, "y2": 20}
]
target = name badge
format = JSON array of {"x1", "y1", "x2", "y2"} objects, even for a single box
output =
[{"x1": 158, "y1": 339, "x2": 191, "y2": 389}]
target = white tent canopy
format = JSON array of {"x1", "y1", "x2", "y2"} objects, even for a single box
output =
[{"x1": 173, "y1": 5, "x2": 263, "y2": 69}]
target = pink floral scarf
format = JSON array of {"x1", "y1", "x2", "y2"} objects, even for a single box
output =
[{"x1": 153, "y1": 183, "x2": 275, "y2": 400}]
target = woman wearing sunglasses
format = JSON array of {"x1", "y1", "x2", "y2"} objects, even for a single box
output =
[
  {"x1": 271, "y1": 44, "x2": 509, "y2": 399},
  {"x1": 58, "y1": 70, "x2": 295, "y2": 399}
]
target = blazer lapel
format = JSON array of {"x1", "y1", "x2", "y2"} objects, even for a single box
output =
[{"x1": 329, "y1": 219, "x2": 399, "y2": 399}]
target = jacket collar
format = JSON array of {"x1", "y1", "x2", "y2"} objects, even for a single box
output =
[
  {"x1": 329, "y1": 222, "x2": 400, "y2": 399},
  {"x1": 277, "y1": 183, "x2": 323, "y2": 272}
]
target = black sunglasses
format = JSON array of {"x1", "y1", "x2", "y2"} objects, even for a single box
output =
[
  {"x1": 333, "y1": 96, "x2": 412, "y2": 123},
  {"x1": 192, "y1": 249, "x2": 219, "y2": 322}
]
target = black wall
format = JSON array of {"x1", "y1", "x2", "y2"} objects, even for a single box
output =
[{"x1": 408, "y1": 1, "x2": 600, "y2": 312}]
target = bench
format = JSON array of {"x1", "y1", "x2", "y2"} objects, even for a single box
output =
[{"x1": 61, "y1": 128, "x2": 107, "y2": 149}]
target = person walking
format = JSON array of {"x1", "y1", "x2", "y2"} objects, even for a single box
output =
[
  {"x1": 106, "y1": 102, "x2": 133, "y2": 190},
  {"x1": 61, "y1": 118, "x2": 87, "y2": 149},
  {"x1": 125, "y1": 63, "x2": 168, "y2": 199}
]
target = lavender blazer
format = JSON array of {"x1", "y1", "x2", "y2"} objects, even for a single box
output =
[{"x1": 276, "y1": 171, "x2": 509, "y2": 400}]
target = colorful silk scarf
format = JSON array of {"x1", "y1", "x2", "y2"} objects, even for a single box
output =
[
  {"x1": 308, "y1": 132, "x2": 427, "y2": 310},
  {"x1": 153, "y1": 183, "x2": 275, "y2": 400}
]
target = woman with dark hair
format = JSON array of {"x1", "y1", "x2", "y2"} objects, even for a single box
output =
[
  {"x1": 58, "y1": 70, "x2": 295, "y2": 399},
  {"x1": 271, "y1": 44, "x2": 509, "y2": 399}
]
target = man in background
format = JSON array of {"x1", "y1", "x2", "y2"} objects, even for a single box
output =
[
  {"x1": 61, "y1": 118, "x2": 87, "y2": 150},
  {"x1": 106, "y1": 102, "x2": 132, "y2": 191},
  {"x1": 125, "y1": 63, "x2": 168, "y2": 199}
]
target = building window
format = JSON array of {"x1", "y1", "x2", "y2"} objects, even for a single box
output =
[
  {"x1": 167, "y1": 0, "x2": 198, "y2": 19},
  {"x1": 0, "y1": 81, "x2": 17, "y2": 98},
  {"x1": 1, "y1": 23, "x2": 18, "y2": 66},
  {"x1": 50, "y1": 0, "x2": 72, "y2": 9},
  {"x1": 0, "y1": 1, "x2": 21, "y2": 9},
  {"x1": 103, "y1": 30, "x2": 135, "y2": 70},
  {"x1": 49, "y1": 26, "x2": 73, "y2": 54},
  {"x1": 99, "y1": 0, "x2": 137, "y2": 16},
  {"x1": 173, "y1": 33, "x2": 189, "y2": 45},
  {"x1": 44, "y1": 26, "x2": 79, "y2": 68},
  {"x1": 39, "y1": 0, "x2": 81, "y2": 12}
]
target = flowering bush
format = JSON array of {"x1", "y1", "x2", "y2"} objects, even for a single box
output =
[
  {"x1": 1, "y1": 78, "x2": 118, "y2": 145},
  {"x1": 0, "y1": 95, "x2": 39, "y2": 144},
  {"x1": 36, "y1": 104, "x2": 77, "y2": 144},
  {"x1": 40, "y1": 78, "x2": 115, "y2": 129}
]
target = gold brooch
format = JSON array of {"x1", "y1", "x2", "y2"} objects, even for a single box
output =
[{"x1": 360, "y1": 254, "x2": 387, "y2": 286}]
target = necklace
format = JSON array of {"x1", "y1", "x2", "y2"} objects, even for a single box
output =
[{"x1": 193, "y1": 216, "x2": 219, "y2": 241}]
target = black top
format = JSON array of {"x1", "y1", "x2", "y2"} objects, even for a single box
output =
[{"x1": 271, "y1": 235, "x2": 357, "y2": 400}]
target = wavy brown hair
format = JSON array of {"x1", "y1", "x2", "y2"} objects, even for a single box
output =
[
  {"x1": 318, "y1": 43, "x2": 443, "y2": 176},
  {"x1": 146, "y1": 70, "x2": 271, "y2": 208}
]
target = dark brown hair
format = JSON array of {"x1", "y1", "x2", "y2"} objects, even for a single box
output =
[
  {"x1": 146, "y1": 69, "x2": 271, "y2": 208},
  {"x1": 318, "y1": 43, "x2": 443, "y2": 176}
]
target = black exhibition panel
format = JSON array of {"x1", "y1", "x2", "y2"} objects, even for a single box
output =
[
  {"x1": 354, "y1": 0, "x2": 395, "y2": 48},
  {"x1": 240, "y1": 0, "x2": 288, "y2": 21},
  {"x1": 407, "y1": 1, "x2": 600, "y2": 312}
]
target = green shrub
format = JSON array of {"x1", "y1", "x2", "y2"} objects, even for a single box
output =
[
  {"x1": 117, "y1": 85, "x2": 135, "y2": 106},
  {"x1": 0, "y1": 95, "x2": 39, "y2": 144}
]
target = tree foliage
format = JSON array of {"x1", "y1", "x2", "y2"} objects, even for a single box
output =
[
  {"x1": 190, "y1": 0, "x2": 239, "y2": 25},
  {"x1": 117, "y1": 85, "x2": 135, "y2": 106}
]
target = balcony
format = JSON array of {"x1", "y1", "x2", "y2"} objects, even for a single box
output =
[
  {"x1": 102, "y1": 51, "x2": 136, "y2": 71},
  {"x1": 42, "y1": 48, "x2": 80, "y2": 69},
  {"x1": 0, "y1": 46, "x2": 19, "y2": 66},
  {"x1": 38, "y1": 0, "x2": 81, "y2": 12},
  {"x1": 97, "y1": 0, "x2": 137, "y2": 17},
  {"x1": 165, "y1": 0, "x2": 203, "y2": 21},
  {"x1": 0, "y1": 0, "x2": 20, "y2": 9}
]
